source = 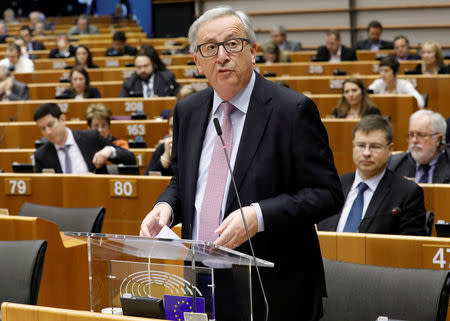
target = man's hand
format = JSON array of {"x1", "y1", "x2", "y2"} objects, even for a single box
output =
[
  {"x1": 140, "y1": 203, "x2": 172, "y2": 237},
  {"x1": 214, "y1": 206, "x2": 258, "y2": 249},
  {"x1": 92, "y1": 147, "x2": 113, "y2": 168}
]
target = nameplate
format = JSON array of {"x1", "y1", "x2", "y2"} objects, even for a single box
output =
[
  {"x1": 4, "y1": 178, "x2": 32, "y2": 195},
  {"x1": 109, "y1": 179, "x2": 137, "y2": 198}
]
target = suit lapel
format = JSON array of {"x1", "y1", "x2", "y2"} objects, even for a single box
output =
[
  {"x1": 358, "y1": 171, "x2": 392, "y2": 232},
  {"x1": 328, "y1": 173, "x2": 354, "y2": 230},
  {"x1": 224, "y1": 73, "x2": 273, "y2": 213},
  {"x1": 48, "y1": 144, "x2": 63, "y2": 173}
]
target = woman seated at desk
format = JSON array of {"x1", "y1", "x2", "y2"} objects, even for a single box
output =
[
  {"x1": 261, "y1": 41, "x2": 290, "y2": 63},
  {"x1": 410, "y1": 41, "x2": 450, "y2": 75},
  {"x1": 369, "y1": 56, "x2": 425, "y2": 108},
  {"x1": 74, "y1": 45, "x2": 99, "y2": 69},
  {"x1": 331, "y1": 77, "x2": 380, "y2": 118},
  {"x1": 59, "y1": 65, "x2": 101, "y2": 99},
  {"x1": 85, "y1": 103, "x2": 129, "y2": 149}
]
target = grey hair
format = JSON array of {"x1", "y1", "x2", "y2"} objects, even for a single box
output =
[
  {"x1": 29, "y1": 11, "x2": 45, "y2": 22},
  {"x1": 4, "y1": 8, "x2": 15, "y2": 18},
  {"x1": 271, "y1": 25, "x2": 286, "y2": 35},
  {"x1": 188, "y1": 5, "x2": 256, "y2": 53},
  {"x1": 410, "y1": 109, "x2": 447, "y2": 143}
]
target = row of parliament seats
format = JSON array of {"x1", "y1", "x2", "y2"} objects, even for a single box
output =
[
  {"x1": 0, "y1": 95, "x2": 417, "y2": 173},
  {"x1": 12, "y1": 61, "x2": 434, "y2": 83},
  {"x1": 22, "y1": 74, "x2": 448, "y2": 109}
]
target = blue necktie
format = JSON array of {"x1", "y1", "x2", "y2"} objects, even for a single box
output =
[
  {"x1": 59, "y1": 145, "x2": 72, "y2": 173},
  {"x1": 343, "y1": 182, "x2": 369, "y2": 232},
  {"x1": 418, "y1": 164, "x2": 431, "y2": 183}
]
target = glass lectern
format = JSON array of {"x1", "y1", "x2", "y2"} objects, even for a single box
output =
[{"x1": 65, "y1": 232, "x2": 274, "y2": 321}]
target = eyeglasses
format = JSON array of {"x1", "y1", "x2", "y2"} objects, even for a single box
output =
[
  {"x1": 406, "y1": 132, "x2": 439, "y2": 140},
  {"x1": 353, "y1": 142, "x2": 388, "y2": 153},
  {"x1": 196, "y1": 38, "x2": 250, "y2": 58}
]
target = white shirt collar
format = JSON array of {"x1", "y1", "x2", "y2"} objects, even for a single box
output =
[{"x1": 353, "y1": 168, "x2": 386, "y2": 192}]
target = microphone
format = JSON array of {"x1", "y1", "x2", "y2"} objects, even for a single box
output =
[{"x1": 213, "y1": 117, "x2": 269, "y2": 321}]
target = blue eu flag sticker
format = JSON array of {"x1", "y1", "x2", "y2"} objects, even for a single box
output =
[{"x1": 163, "y1": 295, "x2": 205, "y2": 321}]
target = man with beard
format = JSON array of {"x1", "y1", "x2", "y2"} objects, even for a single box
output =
[
  {"x1": 388, "y1": 110, "x2": 450, "y2": 183},
  {"x1": 318, "y1": 115, "x2": 426, "y2": 235},
  {"x1": 119, "y1": 46, "x2": 180, "y2": 97}
]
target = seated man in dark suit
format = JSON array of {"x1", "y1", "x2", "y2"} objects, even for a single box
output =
[
  {"x1": 119, "y1": 46, "x2": 180, "y2": 97},
  {"x1": 355, "y1": 20, "x2": 393, "y2": 51},
  {"x1": 270, "y1": 25, "x2": 302, "y2": 52},
  {"x1": 19, "y1": 26, "x2": 46, "y2": 52},
  {"x1": 388, "y1": 110, "x2": 450, "y2": 183},
  {"x1": 105, "y1": 31, "x2": 137, "y2": 57},
  {"x1": 314, "y1": 29, "x2": 357, "y2": 62},
  {"x1": 48, "y1": 33, "x2": 77, "y2": 59},
  {"x1": 393, "y1": 35, "x2": 420, "y2": 60},
  {"x1": 319, "y1": 115, "x2": 426, "y2": 235},
  {"x1": 33, "y1": 103, "x2": 136, "y2": 174},
  {"x1": 0, "y1": 66, "x2": 30, "y2": 101}
]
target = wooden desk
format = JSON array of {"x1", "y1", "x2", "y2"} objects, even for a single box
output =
[
  {"x1": 0, "y1": 173, "x2": 171, "y2": 234},
  {"x1": 0, "y1": 97, "x2": 176, "y2": 122},
  {"x1": 0, "y1": 148, "x2": 155, "y2": 175},
  {"x1": 0, "y1": 216, "x2": 89, "y2": 309},
  {"x1": 1, "y1": 303, "x2": 159, "y2": 321},
  {"x1": 0, "y1": 120, "x2": 168, "y2": 149}
]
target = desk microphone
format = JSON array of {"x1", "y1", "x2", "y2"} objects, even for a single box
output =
[{"x1": 213, "y1": 117, "x2": 269, "y2": 321}]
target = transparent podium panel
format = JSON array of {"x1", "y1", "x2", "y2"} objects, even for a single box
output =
[{"x1": 65, "y1": 232, "x2": 274, "y2": 321}]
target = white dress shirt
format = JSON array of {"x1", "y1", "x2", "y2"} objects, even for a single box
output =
[
  {"x1": 192, "y1": 71, "x2": 264, "y2": 240},
  {"x1": 142, "y1": 74, "x2": 155, "y2": 97},
  {"x1": 0, "y1": 56, "x2": 34, "y2": 73},
  {"x1": 336, "y1": 169, "x2": 386, "y2": 232},
  {"x1": 368, "y1": 78, "x2": 425, "y2": 108},
  {"x1": 54, "y1": 129, "x2": 90, "y2": 174}
]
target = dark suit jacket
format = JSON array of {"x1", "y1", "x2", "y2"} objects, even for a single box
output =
[
  {"x1": 411, "y1": 63, "x2": 450, "y2": 74},
  {"x1": 29, "y1": 41, "x2": 46, "y2": 51},
  {"x1": 48, "y1": 45, "x2": 77, "y2": 58},
  {"x1": 388, "y1": 148, "x2": 450, "y2": 183},
  {"x1": 119, "y1": 70, "x2": 180, "y2": 97},
  {"x1": 157, "y1": 72, "x2": 344, "y2": 320},
  {"x1": 355, "y1": 39, "x2": 394, "y2": 50},
  {"x1": 282, "y1": 40, "x2": 302, "y2": 52},
  {"x1": 34, "y1": 129, "x2": 136, "y2": 173},
  {"x1": 396, "y1": 53, "x2": 421, "y2": 60},
  {"x1": 60, "y1": 87, "x2": 101, "y2": 99},
  {"x1": 314, "y1": 45, "x2": 357, "y2": 62},
  {"x1": 5, "y1": 79, "x2": 30, "y2": 100},
  {"x1": 318, "y1": 170, "x2": 426, "y2": 235},
  {"x1": 105, "y1": 45, "x2": 137, "y2": 57},
  {"x1": 144, "y1": 143, "x2": 173, "y2": 176}
]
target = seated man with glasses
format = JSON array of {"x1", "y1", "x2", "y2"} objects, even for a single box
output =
[
  {"x1": 319, "y1": 115, "x2": 426, "y2": 235},
  {"x1": 388, "y1": 109, "x2": 450, "y2": 183}
]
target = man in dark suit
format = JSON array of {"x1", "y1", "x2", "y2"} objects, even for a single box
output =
[
  {"x1": 19, "y1": 26, "x2": 46, "y2": 52},
  {"x1": 105, "y1": 31, "x2": 137, "y2": 57},
  {"x1": 48, "y1": 33, "x2": 77, "y2": 59},
  {"x1": 318, "y1": 115, "x2": 426, "y2": 235},
  {"x1": 393, "y1": 35, "x2": 421, "y2": 60},
  {"x1": 388, "y1": 110, "x2": 450, "y2": 183},
  {"x1": 314, "y1": 29, "x2": 357, "y2": 62},
  {"x1": 0, "y1": 66, "x2": 30, "y2": 101},
  {"x1": 140, "y1": 6, "x2": 344, "y2": 321},
  {"x1": 355, "y1": 20, "x2": 393, "y2": 51},
  {"x1": 33, "y1": 103, "x2": 136, "y2": 174},
  {"x1": 119, "y1": 48, "x2": 179, "y2": 97},
  {"x1": 271, "y1": 25, "x2": 302, "y2": 52}
]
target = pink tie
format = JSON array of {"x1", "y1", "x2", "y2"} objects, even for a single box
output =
[{"x1": 199, "y1": 101, "x2": 235, "y2": 242}]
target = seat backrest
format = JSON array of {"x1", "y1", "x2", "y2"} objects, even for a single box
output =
[
  {"x1": 0, "y1": 240, "x2": 47, "y2": 306},
  {"x1": 18, "y1": 202, "x2": 105, "y2": 233},
  {"x1": 322, "y1": 258, "x2": 450, "y2": 321},
  {"x1": 426, "y1": 210, "x2": 435, "y2": 236}
]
